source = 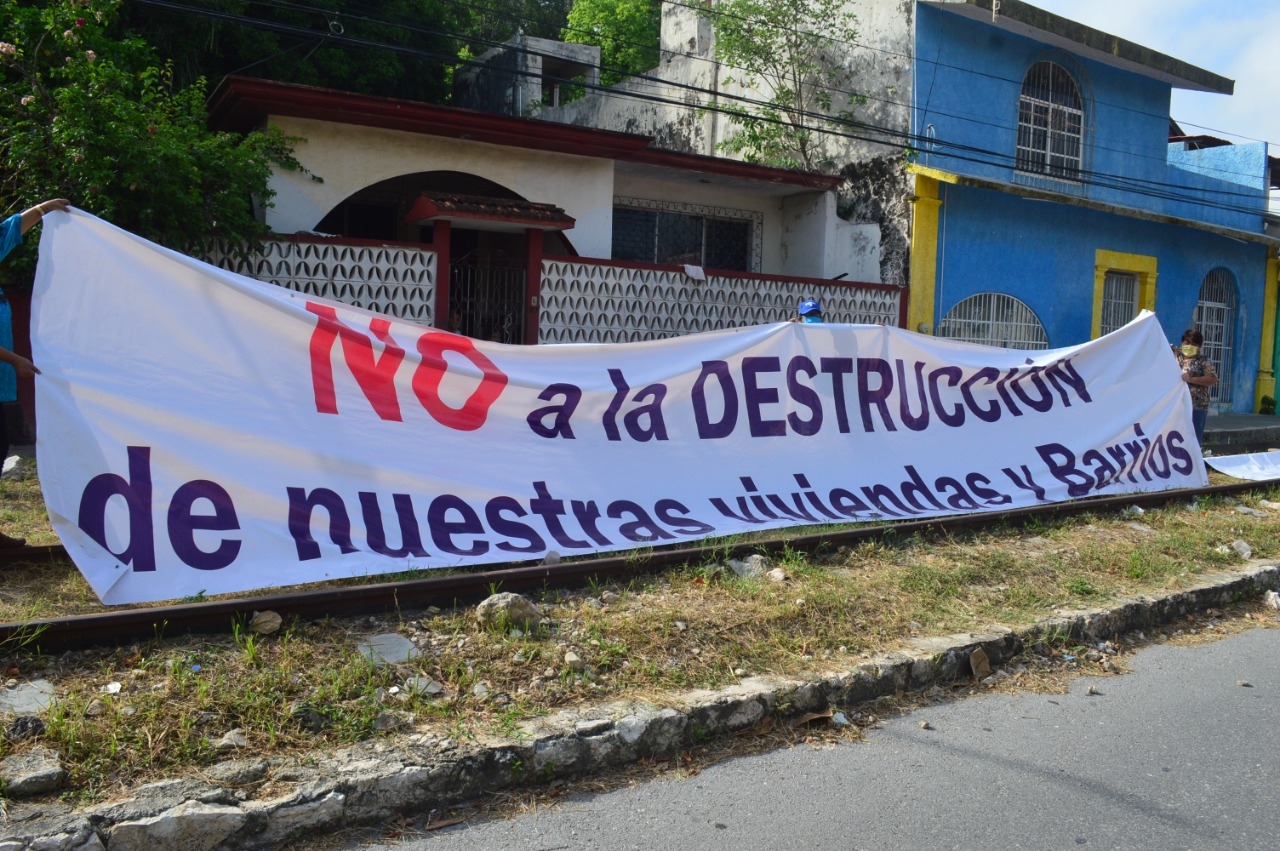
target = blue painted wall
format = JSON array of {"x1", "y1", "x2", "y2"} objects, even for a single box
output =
[
  {"x1": 912, "y1": 4, "x2": 1271, "y2": 412},
  {"x1": 934, "y1": 182, "x2": 1269, "y2": 411},
  {"x1": 913, "y1": 5, "x2": 1268, "y2": 232}
]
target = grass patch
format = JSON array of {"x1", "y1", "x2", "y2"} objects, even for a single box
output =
[{"x1": 0, "y1": 459, "x2": 1277, "y2": 801}]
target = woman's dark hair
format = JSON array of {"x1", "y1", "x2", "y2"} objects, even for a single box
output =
[{"x1": 1181, "y1": 329, "x2": 1204, "y2": 346}]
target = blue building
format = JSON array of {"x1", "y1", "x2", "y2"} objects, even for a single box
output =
[{"x1": 908, "y1": 0, "x2": 1279, "y2": 413}]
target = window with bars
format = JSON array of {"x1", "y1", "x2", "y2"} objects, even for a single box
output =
[
  {"x1": 938, "y1": 293, "x2": 1049, "y2": 350},
  {"x1": 1016, "y1": 62, "x2": 1083, "y2": 181},
  {"x1": 611, "y1": 207, "x2": 753, "y2": 271},
  {"x1": 1194, "y1": 267, "x2": 1237, "y2": 405},
  {"x1": 1099, "y1": 271, "x2": 1139, "y2": 336}
]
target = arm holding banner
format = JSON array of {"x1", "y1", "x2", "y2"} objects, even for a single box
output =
[
  {"x1": 0, "y1": 199, "x2": 70, "y2": 263},
  {"x1": 0, "y1": 199, "x2": 70, "y2": 376},
  {"x1": 0, "y1": 198, "x2": 68, "y2": 549},
  {"x1": 0, "y1": 346, "x2": 38, "y2": 378}
]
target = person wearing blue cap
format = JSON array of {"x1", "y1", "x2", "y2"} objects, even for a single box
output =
[{"x1": 794, "y1": 297, "x2": 823, "y2": 324}]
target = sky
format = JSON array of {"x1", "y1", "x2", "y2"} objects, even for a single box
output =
[{"x1": 1030, "y1": 0, "x2": 1280, "y2": 150}]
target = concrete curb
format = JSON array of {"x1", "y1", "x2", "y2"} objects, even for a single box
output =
[{"x1": 4, "y1": 563, "x2": 1277, "y2": 850}]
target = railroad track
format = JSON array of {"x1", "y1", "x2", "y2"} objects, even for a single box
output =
[{"x1": 2, "y1": 477, "x2": 1278, "y2": 652}]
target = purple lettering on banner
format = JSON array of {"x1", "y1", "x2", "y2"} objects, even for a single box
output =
[
  {"x1": 819, "y1": 358, "x2": 854, "y2": 433},
  {"x1": 485, "y1": 496, "x2": 547, "y2": 553},
  {"x1": 786, "y1": 357, "x2": 823, "y2": 436},
  {"x1": 1044, "y1": 358, "x2": 1093, "y2": 405},
  {"x1": 860, "y1": 482, "x2": 914, "y2": 516},
  {"x1": 1002, "y1": 465, "x2": 1046, "y2": 500},
  {"x1": 1123, "y1": 432, "x2": 1151, "y2": 482},
  {"x1": 742, "y1": 357, "x2": 786, "y2": 437},
  {"x1": 1081, "y1": 449, "x2": 1119, "y2": 488},
  {"x1": 828, "y1": 487, "x2": 871, "y2": 519},
  {"x1": 1167, "y1": 431, "x2": 1193, "y2": 475},
  {"x1": 426, "y1": 494, "x2": 489, "y2": 556},
  {"x1": 606, "y1": 500, "x2": 677, "y2": 542},
  {"x1": 961, "y1": 367, "x2": 1001, "y2": 423},
  {"x1": 167, "y1": 480, "x2": 241, "y2": 570},
  {"x1": 1107, "y1": 443, "x2": 1135, "y2": 484},
  {"x1": 1034, "y1": 444, "x2": 1094, "y2": 498},
  {"x1": 360, "y1": 492, "x2": 429, "y2": 558},
  {"x1": 1011, "y1": 361, "x2": 1055, "y2": 412},
  {"x1": 624, "y1": 384, "x2": 669, "y2": 442},
  {"x1": 570, "y1": 499, "x2": 612, "y2": 546},
  {"x1": 527, "y1": 383, "x2": 581, "y2": 439},
  {"x1": 693, "y1": 361, "x2": 738, "y2": 439},
  {"x1": 654, "y1": 499, "x2": 715, "y2": 535},
  {"x1": 77, "y1": 445, "x2": 156, "y2": 572},
  {"x1": 792, "y1": 474, "x2": 843, "y2": 521},
  {"x1": 928, "y1": 366, "x2": 965, "y2": 427},
  {"x1": 966, "y1": 473, "x2": 1011, "y2": 506},
  {"x1": 857, "y1": 358, "x2": 897, "y2": 433},
  {"x1": 287, "y1": 487, "x2": 358, "y2": 561},
  {"x1": 529, "y1": 481, "x2": 591, "y2": 548},
  {"x1": 709, "y1": 477, "x2": 769, "y2": 524},
  {"x1": 899, "y1": 465, "x2": 946, "y2": 512},
  {"x1": 933, "y1": 476, "x2": 981, "y2": 510},
  {"x1": 1148, "y1": 434, "x2": 1172, "y2": 479},
  {"x1": 603, "y1": 369, "x2": 630, "y2": 442},
  {"x1": 994, "y1": 368, "x2": 1024, "y2": 418},
  {"x1": 895, "y1": 361, "x2": 930, "y2": 431}
]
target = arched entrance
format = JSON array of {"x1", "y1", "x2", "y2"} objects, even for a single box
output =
[{"x1": 314, "y1": 172, "x2": 576, "y2": 343}]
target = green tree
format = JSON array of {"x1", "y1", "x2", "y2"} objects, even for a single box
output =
[
  {"x1": 459, "y1": 0, "x2": 573, "y2": 47},
  {"x1": 563, "y1": 0, "x2": 660, "y2": 86},
  {"x1": 710, "y1": 0, "x2": 862, "y2": 171},
  {"x1": 0, "y1": 0, "x2": 301, "y2": 282},
  {"x1": 120, "y1": 0, "x2": 461, "y2": 102}
]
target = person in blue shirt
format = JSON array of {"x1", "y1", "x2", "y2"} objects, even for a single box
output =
[{"x1": 0, "y1": 198, "x2": 69, "y2": 547}]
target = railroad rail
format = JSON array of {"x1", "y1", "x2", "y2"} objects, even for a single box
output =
[{"x1": 1, "y1": 477, "x2": 1278, "y2": 652}]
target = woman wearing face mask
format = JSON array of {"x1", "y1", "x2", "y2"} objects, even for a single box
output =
[{"x1": 1172, "y1": 329, "x2": 1218, "y2": 445}]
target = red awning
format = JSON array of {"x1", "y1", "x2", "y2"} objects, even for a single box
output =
[{"x1": 404, "y1": 193, "x2": 575, "y2": 232}]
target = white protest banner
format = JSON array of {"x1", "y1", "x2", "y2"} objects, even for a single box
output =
[{"x1": 33, "y1": 212, "x2": 1205, "y2": 605}]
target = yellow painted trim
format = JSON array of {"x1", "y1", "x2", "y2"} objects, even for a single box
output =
[
  {"x1": 1092, "y1": 249, "x2": 1158, "y2": 339},
  {"x1": 908, "y1": 174, "x2": 942, "y2": 335},
  {"x1": 906, "y1": 163, "x2": 962, "y2": 186},
  {"x1": 1256, "y1": 248, "x2": 1279, "y2": 411}
]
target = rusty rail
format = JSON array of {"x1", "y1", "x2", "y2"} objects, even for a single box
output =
[{"x1": 0, "y1": 478, "x2": 1276, "y2": 652}]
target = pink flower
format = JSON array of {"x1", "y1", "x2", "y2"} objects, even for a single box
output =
[
  {"x1": 84, "y1": 49, "x2": 95, "y2": 61},
  {"x1": 20, "y1": 95, "x2": 33, "y2": 106},
  {"x1": 75, "y1": 17, "x2": 85, "y2": 26},
  {"x1": 0, "y1": 42, "x2": 16, "y2": 55}
]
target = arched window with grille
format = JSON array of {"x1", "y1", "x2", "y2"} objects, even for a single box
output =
[
  {"x1": 1193, "y1": 267, "x2": 1237, "y2": 405},
  {"x1": 1016, "y1": 62, "x2": 1083, "y2": 181},
  {"x1": 938, "y1": 293, "x2": 1049, "y2": 350}
]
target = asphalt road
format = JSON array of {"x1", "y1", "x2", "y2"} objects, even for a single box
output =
[{"x1": 353, "y1": 627, "x2": 1280, "y2": 850}]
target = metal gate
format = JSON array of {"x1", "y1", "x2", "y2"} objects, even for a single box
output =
[
  {"x1": 937, "y1": 292, "x2": 1049, "y2": 350},
  {"x1": 448, "y1": 251, "x2": 526, "y2": 344},
  {"x1": 1100, "y1": 271, "x2": 1138, "y2": 336},
  {"x1": 1193, "y1": 267, "x2": 1236, "y2": 404}
]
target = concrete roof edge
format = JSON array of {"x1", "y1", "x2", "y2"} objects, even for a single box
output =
[
  {"x1": 933, "y1": 0, "x2": 1234, "y2": 95},
  {"x1": 908, "y1": 163, "x2": 1277, "y2": 248}
]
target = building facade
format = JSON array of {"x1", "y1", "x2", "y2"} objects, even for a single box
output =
[{"x1": 481, "y1": 0, "x2": 1278, "y2": 411}]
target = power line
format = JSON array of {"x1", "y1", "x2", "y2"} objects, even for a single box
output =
[
  {"x1": 130, "y1": 0, "x2": 1275, "y2": 220},
  {"x1": 214, "y1": 0, "x2": 1274, "y2": 190}
]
